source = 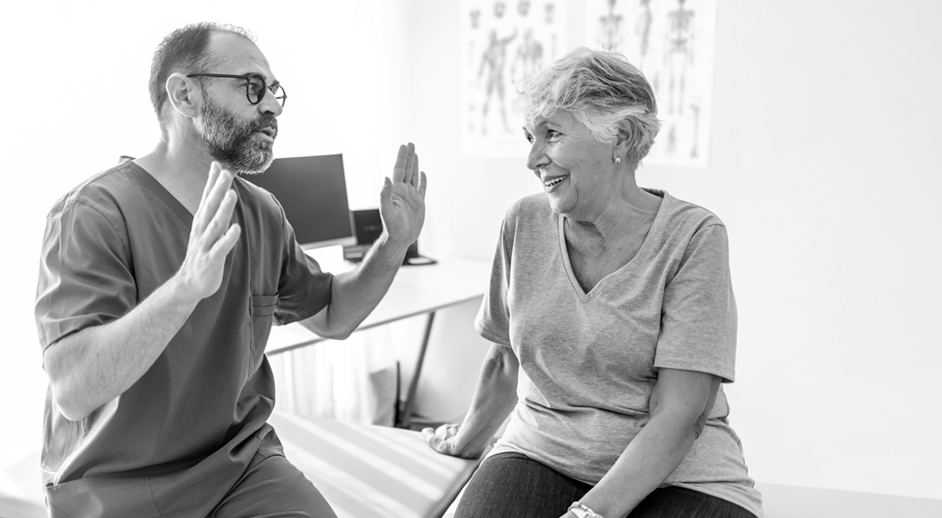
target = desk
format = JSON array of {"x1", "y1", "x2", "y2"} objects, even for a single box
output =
[{"x1": 266, "y1": 253, "x2": 491, "y2": 428}]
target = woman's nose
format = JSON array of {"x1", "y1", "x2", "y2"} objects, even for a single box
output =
[{"x1": 526, "y1": 141, "x2": 549, "y2": 171}]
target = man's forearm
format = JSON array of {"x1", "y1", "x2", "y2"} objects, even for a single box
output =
[
  {"x1": 300, "y1": 233, "x2": 408, "y2": 339},
  {"x1": 44, "y1": 275, "x2": 200, "y2": 421}
]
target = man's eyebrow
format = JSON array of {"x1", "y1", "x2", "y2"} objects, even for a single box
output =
[{"x1": 243, "y1": 71, "x2": 274, "y2": 83}]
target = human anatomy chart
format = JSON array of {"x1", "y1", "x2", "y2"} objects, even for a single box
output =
[
  {"x1": 587, "y1": 0, "x2": 718, "y2": 167},
  {"x1": 460, "y1": 0, "x2": 568, "y2": 158}
]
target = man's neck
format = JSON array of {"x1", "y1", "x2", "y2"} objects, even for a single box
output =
[{"x1": 135, "y1": 136, "x2": 214, "y2": 215}]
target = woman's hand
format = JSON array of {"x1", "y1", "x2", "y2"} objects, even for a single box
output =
[{"x1": 422, "y1": 423, "x2": 485, "y2": 459}]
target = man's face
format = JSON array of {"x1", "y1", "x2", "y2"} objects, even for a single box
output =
[
  {"x1": 195, "y1": 33, "x2": 282, "y2": 174},
  {"x1": 198, "y1": 93, "x2": 277, "y2": 175}
]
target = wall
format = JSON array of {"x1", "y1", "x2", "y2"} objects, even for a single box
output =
[
  {"x1": 403, "y1": 0, "x2": 942, "y2": 500},
  {"x1": 0, "y1": 0, "x2": 412, "y2": 472}
]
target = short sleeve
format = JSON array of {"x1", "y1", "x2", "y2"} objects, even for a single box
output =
[
  {"x1": 35, "y1": 199, "x2": 136, "y2": 351},
  {"x1": 654, "y1": 224, "x2": 738, "y2": 382},
  {"x1": 475, "y1": 214, "x2": 514, "y2": 347},
  {"x1": 272, "y1": 208, "x2": 332, "y2": 325}
]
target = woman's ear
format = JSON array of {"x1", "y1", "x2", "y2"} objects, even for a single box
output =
[
  {"x1": 165, "y1": 73, "x2": 201, "y2": 119},
  {"x1": 612, "y1": 119, "x2": 635, "y2": 161}
]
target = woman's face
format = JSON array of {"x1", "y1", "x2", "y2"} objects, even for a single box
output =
[{"x1": 524, "y1": 110, "x2": 617, "y2": 220}]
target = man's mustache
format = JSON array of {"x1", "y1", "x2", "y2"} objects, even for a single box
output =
[{"x1": 249, "y1": 116, "x2": 278, "y2": 139}]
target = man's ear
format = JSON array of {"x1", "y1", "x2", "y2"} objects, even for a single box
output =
[{"x1": 165, "y1": 72, "x2": 201, "y2": 118}]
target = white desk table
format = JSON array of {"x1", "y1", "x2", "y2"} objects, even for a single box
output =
[{"x1": 265, "y1": 253, "x2": 491, "y2": 428}]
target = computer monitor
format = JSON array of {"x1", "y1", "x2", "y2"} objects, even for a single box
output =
[{"x1": 242, "y1": 154, "x2": 356, "y2": 249}]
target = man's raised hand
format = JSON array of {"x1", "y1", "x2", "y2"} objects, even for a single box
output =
[
  {"x1": 176, "y1": 161, "x2": 242, "y2": 303},
  {"x1": 380, "y1": 142, "x2": 427, "y2": 250}
]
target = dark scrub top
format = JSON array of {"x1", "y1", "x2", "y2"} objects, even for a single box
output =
[{"x1": 34, "y1": 161, "x2": 332, "y2": 517}]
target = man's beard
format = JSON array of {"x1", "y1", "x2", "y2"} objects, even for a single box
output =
[{"x1": 198, "y1": 97, "x2": 278, "y2": 175}]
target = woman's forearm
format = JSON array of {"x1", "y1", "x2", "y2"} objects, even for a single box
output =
[
  {"x1": 454, "y1": 343, "x2": 520, "y2": 456},
  {"x1": 578, "y1": 410, "x2": 698, "y2": 517},
  {"x1": 574, "y1": 369, "x2": 720, "y2": 518}
]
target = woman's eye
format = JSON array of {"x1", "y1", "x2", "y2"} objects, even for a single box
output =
[{"x1": 547, "y1": 129, "x2": 561, "y2": 139}]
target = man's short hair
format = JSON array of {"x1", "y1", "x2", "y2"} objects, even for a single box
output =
[{"x1": 148, "y1": 22, "x2": 254, "y2": 121}]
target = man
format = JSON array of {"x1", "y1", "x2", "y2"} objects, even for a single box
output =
[{"x1": 34, "y1": 22, "x2": 426, "y2": 517}]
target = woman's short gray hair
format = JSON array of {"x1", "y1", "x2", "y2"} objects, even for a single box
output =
[{"x1": 516, "y1": 47, "x2": 660, "y2": 165}]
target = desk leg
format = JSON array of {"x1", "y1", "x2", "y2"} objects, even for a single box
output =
[{"x1": 396, "y1": 311, "x2": 436, "y2": 429}]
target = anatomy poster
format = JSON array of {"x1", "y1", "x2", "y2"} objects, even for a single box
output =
[
  {"x1": 460, "y1": 0, "x2": 568, "y2": 158},
  {"x1": 587, "y1": 0, "x2": 717, "y2": 167}
]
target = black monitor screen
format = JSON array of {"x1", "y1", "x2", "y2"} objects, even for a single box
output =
[{"x1": 243, "y1": 154, "x2": 355, "y2": 249}]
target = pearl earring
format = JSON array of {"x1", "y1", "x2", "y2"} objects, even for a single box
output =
[{"x1": 614, "y1": 156, "x2": 621, "y2": 163}]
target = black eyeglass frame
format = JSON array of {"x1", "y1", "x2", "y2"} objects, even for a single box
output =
[{"x1": 186, "y1": 73, "x2": 287, "y2": 107}]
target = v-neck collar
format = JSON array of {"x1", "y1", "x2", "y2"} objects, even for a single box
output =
[
  {"x1": 557, "y1": 189, "x2": 670, "y2": 302},
  {"x1": 126, "y1": 162, "x2": 194, "y2": 232}
]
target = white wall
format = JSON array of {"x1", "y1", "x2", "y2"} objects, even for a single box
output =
[
  {"x1": 0, "y1": 0, "x2": 412, "y2": 470},
  {"x1": 404, "y1": 0, "x2": 942, "y2": 500}
]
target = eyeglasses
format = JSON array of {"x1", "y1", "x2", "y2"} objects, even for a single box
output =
[{"x1": 186, "y1": 73, "x2": 287, "y2": 107}]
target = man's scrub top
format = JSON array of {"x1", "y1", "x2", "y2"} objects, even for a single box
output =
[{"x1": 34, "y1": 161, "x2": 332, "y2": 517}]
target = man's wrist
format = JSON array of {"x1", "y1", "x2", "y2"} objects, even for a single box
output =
[
  {"x1": 371, "y1": 232, "x2": 410, "y2": 265},
  {"x1": 166, "y1": 271, "x2": 205, "y2": 309}
]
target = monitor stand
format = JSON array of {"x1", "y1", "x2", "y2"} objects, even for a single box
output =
[{"x1": 343, "y1": 242, "x2": 436, "y2": 266}]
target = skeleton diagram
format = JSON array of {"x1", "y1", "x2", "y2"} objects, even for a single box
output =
[
  {"x1": 634, "y1": 0, "x2": 653, "y2": 69},
  {"x1": 664, "y1": 0, "x2": 695, "y2": 114},
  {"x1": 479, "y1": 28, "x2": 518, "y2": 134},
  {"x1": 510, "y1": 28, "x2": 544, "y2": 83},
  {"x1": 598, "y1": 0, "x2": 624, "y2": 53}
]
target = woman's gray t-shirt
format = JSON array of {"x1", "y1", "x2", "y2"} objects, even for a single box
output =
[{"x1": 476, "y1": 190, "x2": 763, "y2": 517}]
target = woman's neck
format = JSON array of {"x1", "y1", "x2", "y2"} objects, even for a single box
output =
[{"x1": 565, "y1": 182, "x2": 662, "y2": 251}]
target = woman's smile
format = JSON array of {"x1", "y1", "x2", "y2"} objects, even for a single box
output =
[{"x1": 541, "y1": 170, "x2": 569, "y2": 192}]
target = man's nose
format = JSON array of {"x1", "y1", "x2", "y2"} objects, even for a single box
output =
[{"x1": 259, "y1": 90, "x2": 283, "y2": 117}]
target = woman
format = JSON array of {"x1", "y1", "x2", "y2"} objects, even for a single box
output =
[{"x1": 423, "y1": 48, "x2": 762, "y2": 518}]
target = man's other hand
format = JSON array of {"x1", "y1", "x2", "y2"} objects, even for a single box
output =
[{"x1": 380, "y1": 142, "x2": 427, "y2": 250}]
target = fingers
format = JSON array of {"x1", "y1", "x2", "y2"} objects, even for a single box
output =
[
  {"x1": 392, "y1": 144, "x2": 407, "y2": 184},
  {"x1": 379, "y1": 177, "x2": 393, "y2": 209},
  {"x1": 208, "y1": 222, "x2": 241, "y2": 259},
  {"x1": 393, "y1": 143, "x2": 418, "y2": 186},
  {"x1": 194, "y1": 164, "x2": 235, "y2": 236},
  {"x1": 421, "y1": 426, "x2": 445, "y2": 452},
  {"x1": 200, "y1": 161, "x2": 222, "y2": 206},
  {"x1": 198, "y1": 188, "x2": 238, "y2": 252},
  {"x1": 407, "y1": 145, "x2": 417, "y2": 188},
  {"x1": 422, "y1": 424, "x2": 459, "y2": 454},
  {"x1": 418, "y1": 171, "x2": 428, "y2": 198}
]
